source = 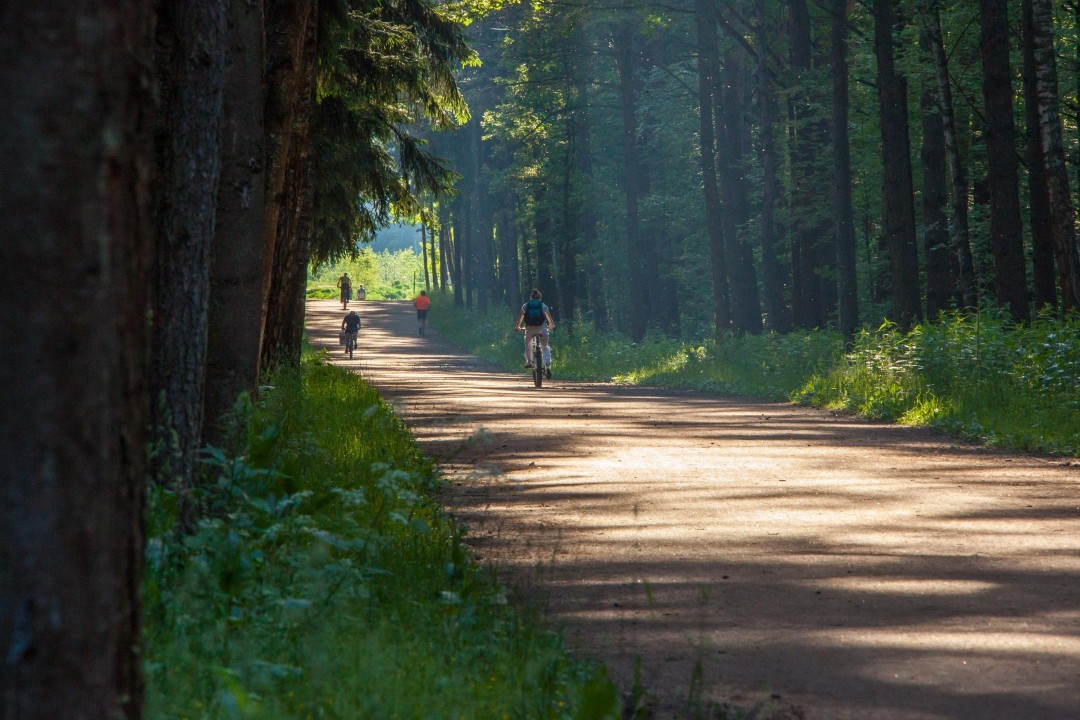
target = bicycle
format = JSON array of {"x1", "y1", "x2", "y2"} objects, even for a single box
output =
[
  {"x1": 344, "y1": 330, "x2": 357, "y2": 359},
  {"x1": 517, "y1": 328, "x2": 551, "y2": 387}
]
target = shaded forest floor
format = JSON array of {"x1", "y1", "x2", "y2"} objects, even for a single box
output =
[{"x1": 308, "y1": 299, "x2": 1080, "y2": 720}]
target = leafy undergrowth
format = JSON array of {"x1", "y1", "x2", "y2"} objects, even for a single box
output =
[
  {"x1": 144, "y1": 351, "x2": 619, "y2": 720},
  {"x1": 797, "y1": 310, "x2": 1080, "y2": 455},
  {"x1": 430, "y1": 294, "x2": 1079, "y2": 456}
]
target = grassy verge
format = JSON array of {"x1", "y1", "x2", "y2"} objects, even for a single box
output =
[
  {"x1": 145, "y1": 350, "x2": 618, "y2": 719},
  {"x1": 429, "y1": 294, "x2": 1080, "y2": 456}
]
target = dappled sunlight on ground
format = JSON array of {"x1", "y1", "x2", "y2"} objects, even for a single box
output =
[{"x1": 307, "y1": 299, "x2": 1080, "y2": 720}]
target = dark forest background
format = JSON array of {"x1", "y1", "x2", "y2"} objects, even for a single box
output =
[{"x1": 421, "y1": 0, "x2": 1080, "y2": 344}]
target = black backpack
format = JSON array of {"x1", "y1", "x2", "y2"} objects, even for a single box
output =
[{"x1": 523, "y1": 299, "x2": 545, "y2": 326}]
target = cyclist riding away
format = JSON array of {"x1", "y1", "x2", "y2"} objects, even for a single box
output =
[
  {"x1": 414, "y1": 290, "x2": 431, "y2": 334},
  {"x1": 337, "y1": 272, "x2": 352, "y2": 309},
  {"x1": 515, "y1": 289, "x2": 555, "y2": 378},
  {"x1": 341, "y1": 309, "x2": 361, "y2": 354}
]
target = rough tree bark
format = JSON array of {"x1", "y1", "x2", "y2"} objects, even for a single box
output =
[
  {"x1": 831, "y1": 0, "x2": 859, "y2": 336},
  {"x1": 1031, "y1": 0, "x2": 1080, "y2": 311},
  {"x1": 150, "y1": 0, "x2": 227, "y2": 493},
  {"x1": 0, "y1": 3, "x2": 155, "y2": 718},
  {"x1": 920, "y1": 27, "x2": 953, "y2": 319},
  {"x1": 718, "y1": 47, "x2": 762, "y2": 335},
  {"x1": 260, "y1": 0, "x2": 319, "y2": 369},
  {"x1": 788, "y1": 0, "x2": 835, "y2": 329},
  {"x1": 873, "y1": 0, "x2": 923, "y2": 328},
  {"x1": 1020, "y1": 0, "x2": 1057, "y2": 311},
  {"x1": 978, "y1": 0, "x2": 1030, "y2": 321},
  {"x1": 920, "y1": 3, "x2": 976, "y2": 309},
  {"x1": 204, "y1": 0, "x2": 267, "y2": 447},
  {"x1": 694, "y1": 0, "x2": 732, "y2": 339},
  {"x1": 755, "y1": 0, "x2": 792, "y2": 332}
]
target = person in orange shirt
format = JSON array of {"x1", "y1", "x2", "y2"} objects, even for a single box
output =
[{"x1": 414, "y1": 290, "x2": 431, "y2": 334}]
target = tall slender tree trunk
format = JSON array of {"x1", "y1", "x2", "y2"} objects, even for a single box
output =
[
  {"x1": 979, "y1": 0, "x2": 1030, "y2": 321},
  {"x1": 718, "y1": 48, "x2": 762, "y2": 334},
  {"x1": 920, "y1": 4, "x2": 976, "y2": 309},
  {"x1": 614, "y1": 21, "x2": 650, "y2": 343},
  {"x1": 421, "y1": 218, "x2": 431, "y2": 291},
  {"x1": 0, "y1": 3, "x2": 155, "y2": 718},
  {"x1": 204, "y1": 0, "x2": 268, "y2": 447},
  {"x1": 451, "y1": 204, "x2": 465, "y2": 307},
  {"x1": 428, "y1": 203, "x2": 440, "y2": 292},
  {"x1": 832, "y1": 0, "x2": 859, "y2": 336},
  {"x1": 694, "y1": 0, "x2": 731, "y2": 338},
  {"x1": 873, "y1": 0, "x2": 923, "y2": 328},
  {"x1": 1031, "y1": 0, "x2": 1080, "y2": 311},
  {"x1": 438, "y1": 201, "x2": 451, "y2": 292},
  {"x1": 788, "y1": 0, "x2": 834, "y2": 328},
  {"x1": 1020, "y1": 0, "x2": 1057, "y2": 311},
  {"x1": 920, "y1": 38, "x2": 952, "y2": 320},
  {"x1": 150, "y1": 0, "x2": 227, "y2": 493},
  {"x1": 756, "y1": 0, "x2": 792, "y2": 332}
]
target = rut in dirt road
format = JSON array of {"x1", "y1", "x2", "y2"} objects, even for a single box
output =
[{"x1": 308, "y1": 299, "x2": 1080, "y2": 720}]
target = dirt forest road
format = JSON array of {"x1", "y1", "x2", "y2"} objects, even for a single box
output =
[{"x1": 307, "y1": 299, "x2": 1080, "y2": 720}]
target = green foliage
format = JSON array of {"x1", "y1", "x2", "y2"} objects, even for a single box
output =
[
  {"x1": 311, "y1": 0, "x2": 475, "y2": 266},
  {"x1": 308, "y1": 247, "x2": 426, "y2": 300},
  {"x1": 433, "y1": 297, "x2": 1080, "y2": 456},
  {"x1": 145, "y1": 351, "x2": 617, "y2": 720},
  {"x1": 797, "y1": 311, "x2": 1080, "y2": 454}
]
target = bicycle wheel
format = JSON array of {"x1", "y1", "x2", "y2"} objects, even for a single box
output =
[
  {"x1": 347, "y1": 336, "x2": 355, "y2": 359},
  {"x1": 532, "y1": 338, "x2": 543, "y2": 387}
]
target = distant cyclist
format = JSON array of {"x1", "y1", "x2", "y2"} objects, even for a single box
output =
[
  {"x1": 414, "y1": 290, "x2": 431, "y2": 334},
  {"x1": 514, "y1": 289, "x2": 554, "y2": 377},
  {"x1": 337, "y1": 272, "x2": 353, "y2": 309},
  {"x1": 341, "y1": 309, "x2": 361, "y2": 353}
]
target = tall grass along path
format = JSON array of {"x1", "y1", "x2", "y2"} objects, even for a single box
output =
[{"x1": 307, "y1": 299, "x2": 1080, "y2": 720}]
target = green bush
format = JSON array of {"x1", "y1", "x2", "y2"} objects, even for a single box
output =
[
  {"x1": 797, "y1": 310, "x2": 1080, "y2": 454},
  {"x1": 144, "y1": 351, "x2": 618, "y2": 719}
]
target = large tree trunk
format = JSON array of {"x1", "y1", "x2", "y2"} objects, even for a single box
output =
[
  {"x1": 204, "y1": 0, "x2": 267, "y2": 447},
  {"x1": 260, "y1": 0, "x2": 318, "y2": 369},
  {"x1": 1031, "y1": 0, "x2": 1080, "y2": 311},
  {"x1": 873, "y1": 0, "x2": 923, "y2": 328},
  {"x1": 151, "y1": 0, "x2": 227, "y2": 493},
  {"x1": 0, "y1": 3, "x2": 155, "y2": 718},
  {"x1": 694, "y1": 0, "x2": 731, "y2": 339},
  {"x1": 756, "y1": 0, "x2": 792, "y2": 333},
  {"x1": 921, "y1": 4, "x2": 976, "y2": 309},
  {"x1": 1020, "y1": 0, "x2": 1057, "y2": 311},
  {"x1": 979, "y1": 0, "x2": 1030, "y2": 321},
  {"x1": 831, "y1": 0, "x2": 859, "y2": 336}
]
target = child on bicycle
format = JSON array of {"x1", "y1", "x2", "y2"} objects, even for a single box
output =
[
  {"x1": 341, "y1": 310, "x2": 361, "y2": 352},
  {"x1": 514, "y1": 289, "x2": 555, "y2": 377}
]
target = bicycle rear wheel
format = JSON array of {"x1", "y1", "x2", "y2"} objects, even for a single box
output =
[{"x1": 532, "y1": 338, "x2": 543, "y2": 387}]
